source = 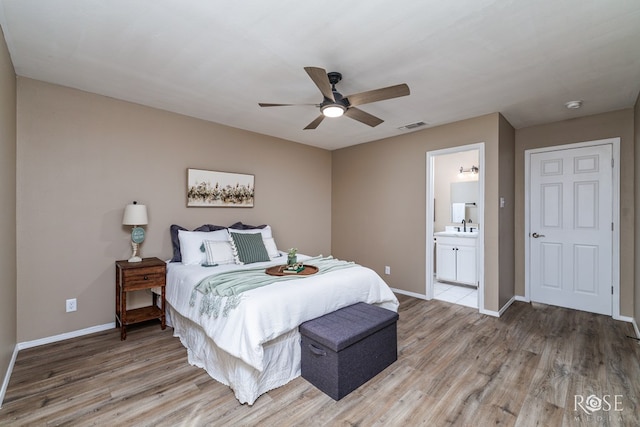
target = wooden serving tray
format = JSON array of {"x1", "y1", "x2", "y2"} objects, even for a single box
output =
[{"x1": 265, "y1": 265, "x2": 319, "y2": 277}]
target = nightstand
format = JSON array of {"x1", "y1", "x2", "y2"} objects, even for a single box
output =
[{"x1": 115, "y1": 257, "x2": 166, "y2": 340}]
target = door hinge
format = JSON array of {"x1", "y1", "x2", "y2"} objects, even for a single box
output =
[
  {"x1": 612, "y1": 286, "x2": 614, "y2": 295},
  {"x1": 612, "y1": 222, "x2": 614, "y2": 231},
  {"x1": 611, "y1": 158, "x2": 614, "y2": 167}
]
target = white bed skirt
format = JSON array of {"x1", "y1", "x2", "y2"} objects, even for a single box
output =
[{"x1": 168, "y1": 304, "x2": 301, "y2": 405}]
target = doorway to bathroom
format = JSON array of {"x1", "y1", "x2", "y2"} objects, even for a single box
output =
[{"x1": 426, "y1": 143, "x2": 485, "y2": 311}]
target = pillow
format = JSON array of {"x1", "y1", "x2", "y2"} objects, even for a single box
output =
[
  {"x1": 202, "y1": 240, "x2": 236, "y2": 266},
  {"x1": 228, "y1": 225, "x2": 272, "y2": 239},
  {"x1": 178, "y1": 229, "x2": 230, "y2": 265},
  {"x1": 228, "y1": 222, "x2": 267, "y2": 230},
  {"x1": 170, "y1": 224, "x2": 226, "y2": 262},
  {"x1": 202, "y1": 224, "x2": 227, "y2": 231},
  {"x1": 170, "y1": 224, "x2": 207, "y2": 262},
  {"x1": 229, "y1": 232, "x2": 270, "y2": 264},
  {"x1": 262, "y1": 237, "x2": 280, "y2": 259}
]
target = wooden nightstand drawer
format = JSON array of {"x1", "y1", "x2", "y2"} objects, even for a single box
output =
[
  {"x1": 115, "y1": 257, "x2": 167, "y2": 340},
  {"x1": 122, "y1": 269, "x2": 165, "y2": 288}
]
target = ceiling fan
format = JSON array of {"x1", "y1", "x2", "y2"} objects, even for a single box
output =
[{"x1": 258, "y1": 67, "x2": 410, "y2": 130}]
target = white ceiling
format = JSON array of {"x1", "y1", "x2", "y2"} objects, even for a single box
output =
[{"x1": 1, "y1": 1, "x2": 639, "y2": 150}]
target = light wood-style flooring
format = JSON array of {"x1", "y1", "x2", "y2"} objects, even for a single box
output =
[{"x1": 2, "y1": 295, "x2": 639, "y2": 426}]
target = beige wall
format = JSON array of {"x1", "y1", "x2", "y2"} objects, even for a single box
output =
[
  {"x1": 9, "y1": 72, "x2": 638, "y2": 345},
  {"x1": 635, "y1": 93, "x2": 640, "y2": 325},
  {"x1": 498, "y1": 114, "x2": 515, "y2": 308},
  {"x1": 0, "y1": 27, "x2": 17, "y2": 395},
  {"x1": 332, "y1": 113, "x2": 512, "y2": 313},
  {"x1": 515, "y1": 109, "x2": 635, "y2": 317},
  {"x1": 16, "y1": 78, "x2": 332, "y2": 342}
]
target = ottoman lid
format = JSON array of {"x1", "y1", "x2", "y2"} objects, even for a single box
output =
[{"x1": 299, "y1": 302, "x2": 399, "y2": 352}]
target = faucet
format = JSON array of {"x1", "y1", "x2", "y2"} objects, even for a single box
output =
[{"x1": 462, "y1": 219, "x2": 466, "y2": 232}]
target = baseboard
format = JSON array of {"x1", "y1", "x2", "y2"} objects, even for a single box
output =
[
  {"x1": 479, "y1": 308, "x2": 499, "y2": 317},
  {"x1": 392, "y1": 288, "x2": 520, "y2": 316},
  {"x1": 614, "y1": 314, "x2": 634, "y2": 323},
  {"x1": 499, "y1": 296, "x2": 516, "y2": 316},
  {"x1": 390, "y1": 288, "x2": 427, "y2": 300},
  {"x1": 515, "y1": 295, "x2": 529, "y2": 302},
  {"x1": 16, "y1": 322, "x2": 115, "y2": 351},
  {"x1": 479, "y1": 296, "x2": 516, "y2": 318},
  {"x1": 614, "y1": 315, "x2": 640, "y2": 340},
  {"x1": 0, "y1": 345, "x2": 19, "y2": 409}
]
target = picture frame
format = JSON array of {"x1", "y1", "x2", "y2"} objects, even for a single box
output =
[{"x1": 187, "y1": 169, "x2": 254, "y2": 207}]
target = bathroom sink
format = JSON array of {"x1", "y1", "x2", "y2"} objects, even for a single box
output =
[
  {"x1": 433, "y1": 224, "x2": 478, "y2": 237},
  {"x1": 435, "y1": 231, "x2": 478, "y2": 237}
]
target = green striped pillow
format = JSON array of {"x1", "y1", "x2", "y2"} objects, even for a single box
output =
[{"x1": 229, "y1": 232, "x2": 270, "y2": 264}]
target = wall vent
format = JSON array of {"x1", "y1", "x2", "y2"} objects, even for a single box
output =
[{"x1": 398, "y1": 121, "x2": 427, "y2": 130}]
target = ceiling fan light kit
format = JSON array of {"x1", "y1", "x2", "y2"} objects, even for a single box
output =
[
  {"x1": 321, "y1": 104, "x2": 346, "y2": 117},
  {"x1": 259, "y1": 66, "x2": 410, "y2": 129}
]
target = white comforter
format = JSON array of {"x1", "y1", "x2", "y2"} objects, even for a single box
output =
[{"x1": 166, "y1": 255, "x2": 399, "y2": 372}]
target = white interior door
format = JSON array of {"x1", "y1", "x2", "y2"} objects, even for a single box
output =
[{"x1": 529, "y1": 144, "x2": 613, "y2": 315}]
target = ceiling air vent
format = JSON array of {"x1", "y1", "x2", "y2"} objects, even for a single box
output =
[{"x1": 398, "y1": 121, "x2": 427, "y2": 130}]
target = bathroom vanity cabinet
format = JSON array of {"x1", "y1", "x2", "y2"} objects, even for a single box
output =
[{"x1": 435, "y1": 234, "x2": 477, "y2": 286}]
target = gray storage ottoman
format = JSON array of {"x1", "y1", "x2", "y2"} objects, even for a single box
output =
[{"x1": 299, "y1": 302, "x2": 399, "y2": 400}]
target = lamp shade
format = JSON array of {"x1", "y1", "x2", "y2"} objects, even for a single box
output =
[{"x1": 122, "y1": 202, "x2": 148, "y2": 226}]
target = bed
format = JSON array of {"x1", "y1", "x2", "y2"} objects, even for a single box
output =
[{"x1": 164, "y1": 223, "x2": 399, "y2": 405}]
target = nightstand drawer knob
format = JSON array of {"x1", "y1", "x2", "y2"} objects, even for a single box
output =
[{"x1": 144, "y1": 275, "x2": 149, "y2": 280}]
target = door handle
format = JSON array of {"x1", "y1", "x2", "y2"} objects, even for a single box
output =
[{"x1": 531, "y1": 232, "x2": 545, "y2": 238}]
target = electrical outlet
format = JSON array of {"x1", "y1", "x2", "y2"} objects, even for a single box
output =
[
  {"x1": 66, "y1": 298, "x2": 77, "y2": 312},
  {"x1": 384, "y1": 266, "x2": 391, "y2": 275}
]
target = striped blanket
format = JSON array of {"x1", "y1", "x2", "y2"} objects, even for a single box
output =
[{"x1": 190, "y1": 256, "x2": 356, "y2": 317}]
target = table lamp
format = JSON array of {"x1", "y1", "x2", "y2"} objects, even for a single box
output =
[{"x1": 122, "y1": 201, "x2": 148, "y2": 262}]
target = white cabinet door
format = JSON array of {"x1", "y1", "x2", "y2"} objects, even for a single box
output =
[
  {"x1": 436, "y1": 243, "x2": 457, "y2": 282},
  {"x1": 455, "y1": 245, "x2": 477, "y2": 285},
  {"x1": 436, "y1": 236, "x2": 477, "y2": 285}
]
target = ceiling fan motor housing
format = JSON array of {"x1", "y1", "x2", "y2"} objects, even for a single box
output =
[
  {"x1": 322, "y1": 91, "x2": 349, "y2": 107},
  {"x1": 323, "y1": 72, "x2": 349, "y2": 107},
  {"x1": 327, "y1": 71, "x2": 342, "y2": 85}
]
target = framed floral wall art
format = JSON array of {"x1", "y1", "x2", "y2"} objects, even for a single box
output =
[{"x1": 187, "y1": 169, "x2": 254, "y2": 207}]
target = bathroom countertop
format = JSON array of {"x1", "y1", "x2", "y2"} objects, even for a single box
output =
[{"x1": 435, "y1": 230, "x2": 479, "y2": 238}]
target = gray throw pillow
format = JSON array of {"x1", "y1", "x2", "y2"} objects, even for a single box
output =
[{"x1": 230, "y1": 232, "x2": 270, "y2": 264}]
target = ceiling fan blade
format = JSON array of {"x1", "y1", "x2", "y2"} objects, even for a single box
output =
[
  {"x1": 304, "y1": 115, "x2": 325, "y2": 130},
  {"x1": 258, "y1": 102, "x2": 316, "y2": 107},
  {"x1": 304, "y1": 67, "x2": 335, "y2": 102},
  {"x1": 345, "y1": 83, "x2": 410, "y2": 107},
  {"x1": 344, "y1": 107, "x2": 384, "y2": 127}
]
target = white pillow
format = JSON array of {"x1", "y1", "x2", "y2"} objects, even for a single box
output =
[
  {"x1": 229, "y1": 225, "x2": 272, "y2": 239},
  {"x1": 178, "y1": 229, "x2": 230, "y2": 265},
  {"x1": 203, "y1": 240, "x2": 236, "y2": 265},
  {"x1": 262, "y1": 237, "x2": 280, "y2": 259}
]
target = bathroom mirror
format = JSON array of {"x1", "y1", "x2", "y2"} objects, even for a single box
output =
[
  {"x1": 451, "y1": 181, "x2": 478, "y2": 204},
  {"x1": 450, "y1": 181, "x2": 479, "y2": 224}
]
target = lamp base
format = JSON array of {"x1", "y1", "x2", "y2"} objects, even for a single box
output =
[{"x1": 128, "y1": 241, "x2": 142, "y2": 263}]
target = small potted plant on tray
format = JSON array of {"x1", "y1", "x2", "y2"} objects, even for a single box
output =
[{"x1": 287, "y1": 248, "x2": 297, "y2": 266}]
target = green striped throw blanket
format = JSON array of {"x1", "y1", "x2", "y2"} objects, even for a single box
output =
[{"x1": 190, "y1": 256, "x2": 357, "y2": 318}]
